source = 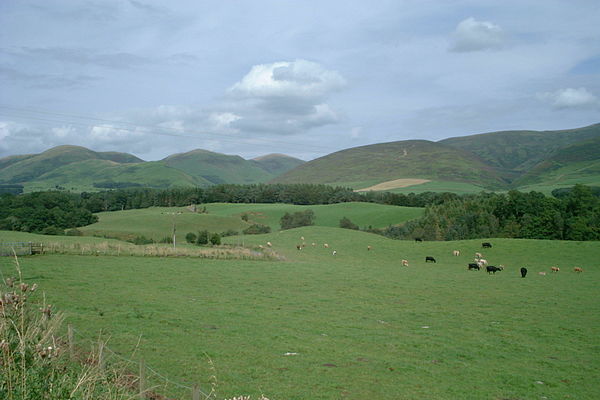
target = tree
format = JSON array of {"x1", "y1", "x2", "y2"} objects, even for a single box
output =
[
  {"x1": 185, "y1": 232, "x2": 197, "y2": 243},
  {"x1": 196, "y1": 230, "x2": 209, "y2": 245},
  {"x1": 339, "y1": 216, "x2": 359, "y2": 230},
  {"x1": 280, "y1": 209, "x2": 315, "y2": 230},
  {"x1": 210, "y1": 232, "x2": 221, "y2": 245}
]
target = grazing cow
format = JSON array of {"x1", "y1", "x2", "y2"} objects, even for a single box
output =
[
  {"x1": 486, "y1": 265, "x2": 503, "y2": 274},
  {"x1": 551, "y1": 266, "x2": 560, "y2": 272},
  {"x1": 401, "y1": 259, "x2": 409, "y2": 267},
  {"x1": 520, "y1": 267, "x2": 528, "y2": 278},
  {"x1": 574, "y1": 267, "x2": 584, "y2": 273},
  {"x1": 477, "y1": 259, "x2": 488, "y2": 267},
  {"x1": 425, "y1": 256, "x2": 436, "y2": 263},
  {"x1": 415, "y1": 238, "x2": 423, "y2": 242},
  {"x1": 482, "y1": 242, "x2": 492, "y2": 248},
  {"x1": 452, "y1": 250, "x2": 460, "y2": 256},
  {"x1": 468, "y1": 263, "x2": 480, "y2": 271}
]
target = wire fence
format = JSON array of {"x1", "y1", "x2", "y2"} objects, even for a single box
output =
[{"x1": 70, "y1": 325, "x2": 212, "y2": 399}]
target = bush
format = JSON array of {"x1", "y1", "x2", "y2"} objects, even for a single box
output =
[
  {"x1": 210, "y1": 232, "x2": 221, "y2": 245},
  {"x1": 280, "y1": 209, "x2": 315, "y2": 230},
  {"x1": 243, "y1": 224, "x2": 271, "y2": 235},
  {"x1": 196, "y1": 230, "x2": 209, "y2": 245},
  {"x1": 339, "y1": 216, "x2": 359, "y2": 230},
  {"x1": 185, "y1": 232, "x2": 197, "y2": 243}
]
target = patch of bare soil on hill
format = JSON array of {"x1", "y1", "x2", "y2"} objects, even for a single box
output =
[{"x1": 355, "y1": 178, "x2": 430, "y2": 192}]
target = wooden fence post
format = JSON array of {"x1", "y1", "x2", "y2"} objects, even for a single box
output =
[
  {"x1": 192, "y1": 384, "x2": 200, "y2": 400},
  {"x1": 68, "y1": 324, "x2": 75, "y2": 361},
  {"x1": 98, "y1": 341, "x2": 105, "y2": 372},
  {"x1": 139, "y1": 359, "x2": 146, "y2": 398}
]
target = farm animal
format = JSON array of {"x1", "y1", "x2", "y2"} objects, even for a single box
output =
[
  {"x1": 477, "y1": 259, "x2": 488, "y2": 267},
  {"x1": 538, "y1": 272, "x2": 547, "y2": 276},
  {"x1": 574, "y1": 267, "x2": 584, "y2": 273},
  {"x1": 415, "y1": 238, "x2": 423, "y2": 242},
  {"x1": 486, "y1": 265, "x2": 503, "y2": 274},
  {"x1": 367, "y1": 245, "x2": 372, "y2": 251},
  {"x1": 520, "y1": 267, "x2": 528, "y2": 278},
  {"x1": 452, "y1": 250, "x2": 460, "y2": 256},
  {"x1": 425, "y1": 256, "x2": 436, "y2": 263},
  {"x1": 311, "y1": 242, "x2": 316, "y2": 246},
  {"x1": 296, "y1": 244, "x2": 302, "y2": 250},
  {"x1": 401, "y1": 259, "x2": 409, "y2": 267},
  {"x1": 475, "y1": 252, "x2": 483, "y2": 259},
  {"x1": 482, "y1": 242, "x2": 492, "y2": 248},
  {"x1": 300, "y1": 236, "x2": 305, "y2": 240},
  {"x1": 267, "y1": 241, "x2": 272, "y2": 247},
  {"x1": 468, "y1": 263, "x2": 480, "y2": 271},
  {"x1": 332, "y1": 250, "x2": 337, "y2": 256},
  {"x1": 551, "y1": 266, "x2": 560, "y2": 272},
  {"x1": 324, "y1": 243, "x2": 329, "y2": 248},
  {"x1": 258, "y1": 245, "x2": 264, "y2": 249}
]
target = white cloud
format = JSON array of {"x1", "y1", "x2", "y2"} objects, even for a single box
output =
[
  {"x1": 451, "y1": 17, "x2": 506, "y2": 52},
  {"x1": 538, "y1": 87, "x2": 599, "y2": 109}
]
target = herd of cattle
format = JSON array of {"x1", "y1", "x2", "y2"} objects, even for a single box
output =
[{"x1": 278, "y1": 237, "x2": 586, "y2": 276}]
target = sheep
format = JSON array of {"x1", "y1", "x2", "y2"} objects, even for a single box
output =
[
  {"x1": 401, "y1": 259, "x2": 409, "y2": 267},
  {"x1": 574, "y1": 267, "x2": 584, "y2": 273},
  {"x1": 538, "y1": 271, "x2": 547, "y2": 276},
  {"x1": 323, "y1": 243, "x2": 329, "y2": 248},
  {"x1": 367, "y1": 245, "x2": 372, "y2": 251},
  {"x1": 551, "y1": 266, "x2": 560, "y2": 272},
  {"x1": 296, "y1": 244, "x2": 302, "y2": 250},
  {"x1": 300, "y1": 236, "x2": 305, "y2": 241},
  {"x1": 452, "y1": 250, "x2": 460, "y2": 256},
  {"x1": 258, "y1": 245, "x2": 264, "y2": 249},
  {"x1": 266, "y1": 241, "x2": 272, "y2": 247},
  {"x1": 312, "y1": 242, "x2": 316, "y2": 246},
  {"x1": 475, "y1": 252, "x2": 483, "y2": 259},
  {"x1": 332, "y1": 250, "x2": 337, "y2": 256}
]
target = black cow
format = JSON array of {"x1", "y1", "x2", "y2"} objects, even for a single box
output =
[
  {"x1": 486, "y1": 265, "x2": 503, "y2": 274},
  {"x1": 468, "y1": 263, "x2": 480, "y2": 271},
  {"x1": 482, "y1": 242, "x2": 492, "y2": 248},
  {"x1": 415, "y1": 238, "x2": 423, "y2": 242},
  {"x1": 425, "y1": 256, "x2": 436, "y2": 263},
  {"x1": 520, "y1": 267, "x2": 528, "y2": 278}
]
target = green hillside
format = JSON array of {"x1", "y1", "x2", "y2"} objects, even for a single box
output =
[
  {"x1": 0, "y1": 145, "x2": 143, "y2": 184},
  {"x1": 0, "y1": 153, "x2": 35, "y2": 170},
  {"x1": 251, "y1": 153, "x2": 305, "y2": 175},
  {"x1": 24, "y1": 159, "x2": 208, "y2": 192},
  {"x1": 272, "y1": 140, "x2": 506, "y2": 189},
  {"x1": 163, "y1": 149, "x2": 275, "y2": 184},
  {"x1": 439, "y1": 123, "x2": 600, "y2": 176},
  {"x1": 77, "y1": 202, "x2": 423, "y2": 241}
]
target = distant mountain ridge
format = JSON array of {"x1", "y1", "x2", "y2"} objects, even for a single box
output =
[
  {"x1": 0, "y1": 145, "x2": 305, "y2": 192},
  {"x1": 1, "y1": 123, "x2": 598, "y2": 193}
]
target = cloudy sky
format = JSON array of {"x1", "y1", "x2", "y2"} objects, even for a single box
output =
[{"x1": 1, "y1": 0, "x2": 599, "y2": 161}]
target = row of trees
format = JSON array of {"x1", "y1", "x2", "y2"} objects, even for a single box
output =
[{"x1": 376, "y1": 185, "x2": 600, "y2": 241}]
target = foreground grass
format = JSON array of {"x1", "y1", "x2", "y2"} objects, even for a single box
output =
[{"x1": 1, "y1": 227, "x2": 599, "y2": 399}]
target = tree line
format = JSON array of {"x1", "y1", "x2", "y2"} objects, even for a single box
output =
[{"x1": 368, "y1": 184, "x2": 600, "y2": 241}]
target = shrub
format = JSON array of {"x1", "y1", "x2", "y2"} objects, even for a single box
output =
[
  {"x1": 339, "y1": 216, "x2": 359, "y2": 230},
  {"x1": 210, "y1": 233, "x2": 221, "y2": 245},
  {"x1": 280, "y1": 210, "x2": 315, "y2": 230},
  {"x1": 185, "y1": 232, "x2": 197, "y2": 243},
  {"x1": 243, "y1": 224, "x2": 271, "y2": 235},
  {"x1": 196, "y1": 230, "x2": 209, "y2": 245}
]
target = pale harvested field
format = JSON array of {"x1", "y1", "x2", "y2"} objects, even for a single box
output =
[{"x1": 355, "y1": 178, "x2": 430, "y2": 191}]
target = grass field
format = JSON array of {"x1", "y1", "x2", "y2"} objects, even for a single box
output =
[
  {"x1": 2, "y1": 226, "x2": 599, "y2": 399},
  {"x1": 78, "y1": 203, "x2": 424, "y2": 242}
]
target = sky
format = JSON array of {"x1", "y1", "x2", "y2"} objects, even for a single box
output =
[{"x1": 1, "y1": 0, "x2": 599, "y2": 162}]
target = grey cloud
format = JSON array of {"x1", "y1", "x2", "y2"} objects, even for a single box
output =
[
  {"x1": 0, "y1": 66, "x2": 100, "y2": 89},
  {"x1": 450, "y1": 17, "x2": 506, "y2": 52},
  {"x1": 15, "y1": 47, "x2": 151, "y2": 69}
]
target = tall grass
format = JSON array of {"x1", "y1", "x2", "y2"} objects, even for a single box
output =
[{"x1": 0, "y1": 255, "x2": 141, "y2": 399}]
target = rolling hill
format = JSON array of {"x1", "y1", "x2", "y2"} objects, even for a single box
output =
[
  {"x1": 251, "y1": 153, "x2": 305, "y2": 175},
  {"x1": 271, "y1": 140, "x2": 506, "y2": 189}
]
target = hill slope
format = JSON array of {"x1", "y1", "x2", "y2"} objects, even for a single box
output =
[
  {"x1": 162, "y1": 149, "x2": 275, "y2": 184},
  {"x1": 251, "y1": 153, "x2": 305, "y2": 175},
  {"x1": 0, "y1": 145, "x2": 143, "y2": 184},
  {"x1": 439, "y1": 123, "x2": 600, "y2": 177},
  {"x1": 272, "y1": 140, "x2": 505, "y2": 189}
]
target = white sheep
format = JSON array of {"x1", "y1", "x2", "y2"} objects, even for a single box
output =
[
  {"x1": 401, "y1": 259, "x2": 409, "y2": 267},
  {"x1": 452, "y1": 250, "x2": 460, "y2": 256},
  {"x1": 324, "y1": 243, "x2": 329, "y2": 248}
]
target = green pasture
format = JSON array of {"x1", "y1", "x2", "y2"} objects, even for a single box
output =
[
  {"x1": 78, "y1": 203, "x2": 424, "y2": 242},
  {"x1": 2, "y1": 226, "x2": 599, "y2": 399}
]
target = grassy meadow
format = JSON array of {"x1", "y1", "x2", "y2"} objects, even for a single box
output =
[
  {"x1": 78, "y1": 203, "x2": 424, "y2": 242},
  {"x1": 1, "y1": 223, "x2": 599, "y2": 399}
]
